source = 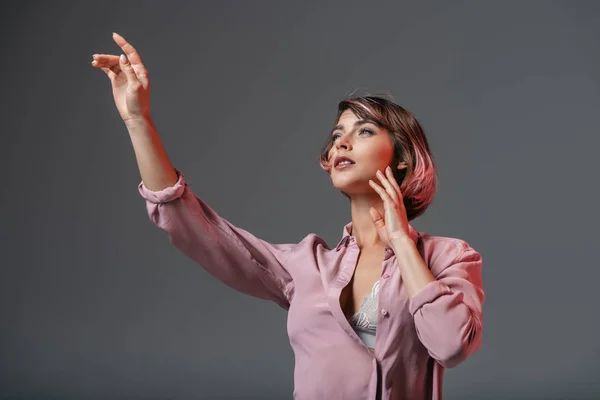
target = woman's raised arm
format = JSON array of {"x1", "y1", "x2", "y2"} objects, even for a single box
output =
[{"x1": 92, "y1": 34, "x2": 295, "y2": 308}]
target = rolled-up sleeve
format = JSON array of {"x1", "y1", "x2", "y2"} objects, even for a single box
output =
[
  {"x1": 137, "y1": 167, "x2": 295, "y2": 310},
  {"x1": 408, "y1": 244, "x2": 485, "y2": 368}
]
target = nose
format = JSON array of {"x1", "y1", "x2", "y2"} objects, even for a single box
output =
[
  {"x1": 328, "y1": 133, "x2": 353, "y2": 165},
  {"x1": 335, "y1": 133, "x2": 352, "y2": 150}
]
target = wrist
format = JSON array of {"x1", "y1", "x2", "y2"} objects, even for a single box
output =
[
  {"x1": 124, "y1": 115, "x2": 153, "y2": 131},
  {"x1": 390, "y1": 235, "x2": 416, "y2": 253}
]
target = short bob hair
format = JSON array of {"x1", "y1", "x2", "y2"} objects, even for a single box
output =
[{"x1": 319, "y1": 94, "x2": 438, "y2": 221}]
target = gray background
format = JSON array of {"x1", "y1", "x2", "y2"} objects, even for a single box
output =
[{"x1": 1, "y1": 1, "x2": 599, "y2": 399}]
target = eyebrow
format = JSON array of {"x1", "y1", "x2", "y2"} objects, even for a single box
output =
[{"x1": 331, "y1": 119, "x2": 378, "y2": 136}]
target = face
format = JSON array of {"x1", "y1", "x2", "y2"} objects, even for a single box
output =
[{"x1": 327, "y1": 109, "x2": 396, "y2": 196}]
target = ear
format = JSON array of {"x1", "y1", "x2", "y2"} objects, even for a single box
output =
[{"x1": 396, "y1": 161, "x2": 408, "y2": 171}]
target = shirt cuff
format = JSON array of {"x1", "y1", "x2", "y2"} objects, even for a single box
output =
[
  {"x1": 137, "y1": 167, "x2": 186, "y2": 204},
  {"x1": 408, "y1": 280, "x2": 453, "y2": 315}
]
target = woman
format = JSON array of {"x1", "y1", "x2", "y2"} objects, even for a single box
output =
[{"x1": 91, "y1": 33, "x2": 485, "y2": 400}]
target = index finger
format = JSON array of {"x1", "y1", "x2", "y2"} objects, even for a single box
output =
[
  {"x1": 385, "y1": 166, "x2": 404, "y2": 202},
  {"x1": 112, "y1": 32, "x2": 145, "y2": 67}
]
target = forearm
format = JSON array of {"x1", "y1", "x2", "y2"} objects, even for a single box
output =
[
  {"x1": 395, "y1": 240, "x2": 485, "y2": 368},
  {"x1": 391, "y1": 236, "x2": 436, "y2": 300},
  {"x1": 126, "y1": 117, "x2": 178, "y2": 192}
]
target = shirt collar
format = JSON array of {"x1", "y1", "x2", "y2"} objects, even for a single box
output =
[{"x1": 334, "y1": 220, "x2": 420, "y2": 252}]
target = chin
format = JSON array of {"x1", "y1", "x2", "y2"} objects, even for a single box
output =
[
  {"x1": 331, "y1": 179, "x2": 366, "y2": 195},
  {"x1": 332, "y1": 170, "x2": 369, "y2": 185}
]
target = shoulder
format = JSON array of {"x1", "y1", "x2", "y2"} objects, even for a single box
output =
[
  {"x1": 280, "y1": 232, "x2": 337, "y2": 261},
  {"x1": 294, "y1": 232, "x2": 331, "y2": 251},
  {"x1": 418, "y1": 231, "x2": 482, "y2": 275}
]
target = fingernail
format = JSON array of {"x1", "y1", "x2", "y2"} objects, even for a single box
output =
[{"x1": 120, "y1": 54, "x2": 128, "y2": 63}]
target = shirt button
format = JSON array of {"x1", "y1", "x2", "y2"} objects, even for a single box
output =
[{"x1": 381, "y1": 309, "x2": 388, "y2": 316}]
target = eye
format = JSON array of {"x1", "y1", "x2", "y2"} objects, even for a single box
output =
[{"x1": 331, "y1": 128, "x2": 374, "y2": 142}]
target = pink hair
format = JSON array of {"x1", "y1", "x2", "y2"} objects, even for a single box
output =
[{"x1": 319, "y1": 94, "x2": 438, "y2": 221}]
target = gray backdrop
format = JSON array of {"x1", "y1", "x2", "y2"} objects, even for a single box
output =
[{"x1": 1, "y1": 1, "x2": 599, "y2": 399}]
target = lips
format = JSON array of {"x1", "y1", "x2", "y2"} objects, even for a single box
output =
[
  {"x1": 335, "y1": 162, "x2": 355, "y2": 170},
  {"x1": 334, "y1": 155, "x2": 355, "y2": 168}
]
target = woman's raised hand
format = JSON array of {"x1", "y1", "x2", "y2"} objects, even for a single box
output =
[{"x1": 91, "y1": 33, "x2": 151, "y2": 124}]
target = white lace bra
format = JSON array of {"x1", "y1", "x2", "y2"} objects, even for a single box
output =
[{"x1": 348, "y1": 280, "x2": 380, "y2": 349}]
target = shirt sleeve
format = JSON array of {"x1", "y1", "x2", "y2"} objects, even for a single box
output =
[
  {"x1": 137, "y1": 167, "x2": 295, "y2": 310},
  {"x1": 408, "y1": 243, "x2": 485, "y2": 368}
]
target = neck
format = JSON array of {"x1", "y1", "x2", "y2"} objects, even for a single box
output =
[{"x1": 348, "y1": 193, "x2": 387, "y2": 250}]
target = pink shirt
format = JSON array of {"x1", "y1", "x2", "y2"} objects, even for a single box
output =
[{"x1": 138, "y1": 168, "x2": 485, "y2": 400}]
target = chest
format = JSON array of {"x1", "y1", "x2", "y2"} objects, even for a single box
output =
[{"x1": 339, "y1": 249, "x2": 385, "y2": 319}]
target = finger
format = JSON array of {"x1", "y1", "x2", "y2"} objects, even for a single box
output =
[
  {"x1": 368, "y1": 180, "x2": 394, "y2": 206},
  {"x1": 96, "y1": 62, "x2": 121, "y2": 75},
  {"x1": 370, "y1": 207, "x2": 384, "y2": 223},
  {"x1": 112, "y1": 32, "x2": 149, "y2": 86},
  {"x1": 112, "y1": 33, "x2": 144, "y2": 65},
  {"x1": 93, "y1": 60, "x2": 118, "y2": 80},
  {"x1": 92, "y1": 61, "x2": 123, "y2": 79},
  {"x1": 375, "y1": 170, "x2": 400, "y2": 208},
  {"x1": 99, "y1": 66, "x2": 115, "y2": 79},
  {"x1": 369, "y1": 207, "x2": 385, "y2": 228},
  {"x1": 93, "y1": 54, "x2": 120, "y2": 65},
  {"x1": 91, "y1": 59, "x2": 113, "y2": 69},
  {"x1": 385, "y1": 166, "x2": 404, "y2": 204},
  {"x1": 108, "y1": 63, "x2": 122, "y2": 74},
  {"x1": 119, "y1": 53, "x2": 140, "y2": 86}
]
